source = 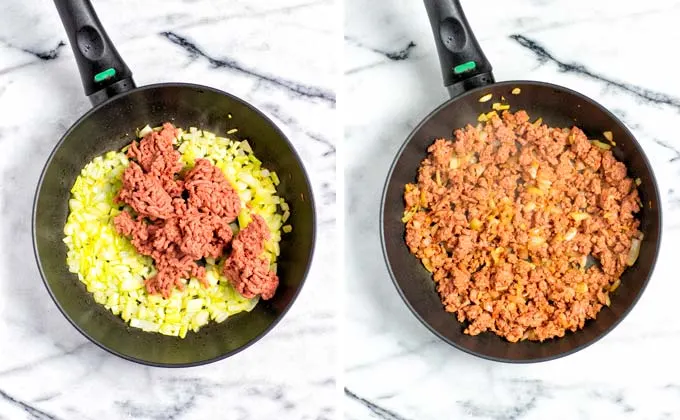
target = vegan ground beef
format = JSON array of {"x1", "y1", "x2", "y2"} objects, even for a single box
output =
[
  {"x1": 114, "y1": 123, "x2": 278, "y2": 299},
  {"x1": 403, "y1": 110, "x2": 643, "y2": 342}
]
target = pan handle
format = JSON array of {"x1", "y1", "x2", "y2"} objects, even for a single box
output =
[
  {"x1": 54, "y1": 0, "x2": 136, "y2": 106},
  {"x1": 424, "y1": 0, "x2": 495, "y2": 98}
]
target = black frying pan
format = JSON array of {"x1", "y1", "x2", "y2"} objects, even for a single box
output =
[
  {"x1": 381, "y1": 0, "x2": 661, "y2": 362},
  {"x1": 32, "y1": 0, "x2": 315, "y2": 367}
]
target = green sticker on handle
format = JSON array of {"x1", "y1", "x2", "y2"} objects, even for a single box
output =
[
  {"x1": 453, "y1": 61, "x2": 476, "y2": 74},
  {"x1": 94, "y1": 68, "x2": 116, "y2": 82}
]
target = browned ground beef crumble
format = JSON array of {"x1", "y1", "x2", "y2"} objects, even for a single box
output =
[
  {"x1": 114, "y1": 122, "x2": 278, "y2": 300},
  {"x1": 403, "y1": 110, "x2": 642, "y2": 342}
]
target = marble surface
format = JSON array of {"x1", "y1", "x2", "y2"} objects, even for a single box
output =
[
  {"x1": 345, "y1": 0, "x2": 680, "y2": 419},
  {"x1": 0, "y1": 0, "x2": 336, "y2": 419}
]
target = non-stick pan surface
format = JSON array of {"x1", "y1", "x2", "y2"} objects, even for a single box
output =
[
  {"x1": 34, "y1": 84, "x2": 315, "y2": 366},
  {"x1": 382, "y1": 81, "x2": 661, "y2": 362},
  {"x1": 33, "y1": 0, "x2": 315, "y2": 367},
  {"x1": 381, "y1": 0, "x2": 661, "y2": 362}
]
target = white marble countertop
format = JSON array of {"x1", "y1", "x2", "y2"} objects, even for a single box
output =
[
  {"x1": 345, "y1": 0, "x2": 680, "y2": 419},
  {"x1": 0, "y1": 1, "x2": 336, "y2": 419}
]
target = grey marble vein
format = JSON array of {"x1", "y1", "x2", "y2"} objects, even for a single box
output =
[
  {"x1": 161, "y1": 31, "x2": 335, "y2": 104},
  {"x1": 259, "y1": 101, "x2": 336, "y2": 157},
  {"x1": 345, "y1": 389, "x2": 410, "y2": 420},
  {"x1": 514, "y1": 3, "x2": 680, "y2": 36},
  {"x1": 648, "y1": 137, "x2": 680, "y2": 162},
  {"x1": 345, "y1": 338, "x2": 440, "y2": 373},
  {"x1": 344, "y1": 41, "x2": 421, "y2": 76},
  {"x1": 510, "y1": 34, "x2": 680, "y2": 111},
  {"x1": 0, "y1": 38, "x2": 65, "y2": 61},
  {"x1": 0, "y1": 342, "x2": 91, "y2": 377},
  {"x1": 590, "y1": 390, "x2": 636, "y2": 414},
  {"x1": 115, "y1": 378, "x2": 209, "y2": 420},
  {"x1": 171, "y1": 1, "x2": 329, "y2": 32},
  {"x1": 0, "y1": 388, "x2": 61, "y2": 420},
  {"x1": 458, "y1": 380, "x2": 544, "y2": 420},
  {"x1": 344, "y1": 37, "x2": 417, "y2": 62},
  {"x1": 307, "y1": 132, "x2": 337, "y2": 157}
]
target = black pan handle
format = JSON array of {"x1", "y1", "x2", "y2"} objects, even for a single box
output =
[
  {"x1": 54, "y1": 0, "x2": 136, "y2": 106},
  {"x1": 424, "y1": 0, "x2": 495, "y2": 98}
]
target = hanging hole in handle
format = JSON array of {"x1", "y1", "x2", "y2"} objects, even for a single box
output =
[
  {"x1": 440, "y1": 17, "x2": 466, "y2": 52},
  {"x1": 76, "y1": 25, "x2": 105, "y2": 60}
]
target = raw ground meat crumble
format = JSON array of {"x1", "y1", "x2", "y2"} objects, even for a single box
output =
[{"x1": 114, "y1": 122, "x2": 279, "y2": 299}]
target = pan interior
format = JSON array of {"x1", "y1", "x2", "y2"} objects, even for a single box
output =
[
  {"x1": 34, "y1": 84, "x2": 315, "y2": 366},
  {"x1": 382, "y1": 81, "x2": 661, "y2": 362}
]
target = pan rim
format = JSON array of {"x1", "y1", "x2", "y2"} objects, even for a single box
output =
[
  {"x1": 32, "y1": 82, "x2": 317, "y2": 368},
  {"x1": 380, "y1": 79, "x2": 662, "y2": 363}
]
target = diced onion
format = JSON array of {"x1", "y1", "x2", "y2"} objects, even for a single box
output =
[
  {"x1": 528, "y1": 162, "x2": 538, "y2": 179},
  {"x1": 470, "y1": 218, "x2": 483, "y2": 231},
  {"x1": 564, "y1": 228, "x2": 577, "y2": 241},
  {"x1": 529, "y1": 236, "x2": 545, "y2": 248},
  {"x1": 130, "y1": 319, "x2": 160, "y2": 332},
  {"x1": 479, "y1": 93, "x2": 493, "y2": 102},
  {"x1": 138, "y1": 125, "x2": 153, "y2": 138},
  {"x1": 537, "y1": 178, "x2": 552, "y2": 191},
  {"x1": 627, "y1": 238, "x2": 641, "y2": 266},
  {"x1": 591, "y1": 140, "x2": 612, "y2": 150},
  {"x1": 402, "y1": 207, "x2": 419, "y2": 223},
  {"x1": 570, "y1": 212, "x2": 590, "y2": 222},
  {"x1": 422, "y1": 258, "x2": 434, "y2": 272},
  {"x1": 486, "y1": 111, "x2": 499, "y2": 120},
  {"x1": 449, "y1": 157, "x2": 459, "y2": 169}
]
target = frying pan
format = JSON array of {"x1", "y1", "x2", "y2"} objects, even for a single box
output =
[
  {"x1": 381, "y1": 0, "x2": 661, "y2": 362},
  {"x1": 32, "y1": 0, "x2": 315, "y2": 367}
]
